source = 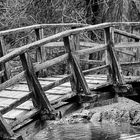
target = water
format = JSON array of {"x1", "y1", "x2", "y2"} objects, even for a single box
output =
[{"x1": 25, "y1": 121, "x2": 140, "y2": 140}]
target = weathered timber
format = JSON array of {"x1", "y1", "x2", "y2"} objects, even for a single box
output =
[
  {"x1": 114, "y1": 28, "x2": 140, "y2": 40},
  {"x1": 43, "y1": 41, "x2": 104, "y2": 48},
  {"x1": 120, "y1": 61, "x2": 140, "y2": 67},
  {"x1": 83, "y1": 65, "x2": 110, "y2": 75},
  {"x1": 75, "y1": 45, "x2": 106, "y2": 56},
  {"x1": 107, "y1": 41, "x2": 125, "y2": 85},
  {"x1": 80, "y1": 59, "x2": 105, "y2": 65},
  {"x1": 35, "y1": 28, "x2": 47, "y2": 76},
  {"x1": 0, "y1": 23, "x2": 87, "y2": 36},
  {"x1": 63, "y1": 36, "x2": 91, "y2": 95},
  {"x1": 104, "y1": 27, "x2": 116, "y2": 83},
  {"x1": 115, "y1": 42, "x2": 140, "y2": 48},
  {"x1": 115, "y1": 49, "x2": 135, "y2": 57},
  {"x1": 71, "y1": 53, "x2": 91, "y2": 94},
  {"x1": 0, "y1": 93, "x2": 32, "y2": 115},
  {"x1": 0, "y1": 71, "x2": 25, "y2": 91},
  {"x1": 34, "y1": 53, "x2": 68, "y2": 72},
  {"x1": 20, "y1": 53, "x2": 55, "y2": 116},
  {"x1": 0, "y1": 37, "x2": 10, "y2": 83},
  {"x1": 0, "y1": 112, "x2": 14, "y2": 138},
  {"x1": 43, "y1": 75, "x2": 70, "y2": 91}
]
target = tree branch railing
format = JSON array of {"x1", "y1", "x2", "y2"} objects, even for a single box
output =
[{"x1": 0, "y1": 22, "x2": 140, "y2": 139}]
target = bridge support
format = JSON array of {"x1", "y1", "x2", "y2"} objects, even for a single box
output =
[{"x1": 20, "y1": 53, "x2": 56, "y2": 120}]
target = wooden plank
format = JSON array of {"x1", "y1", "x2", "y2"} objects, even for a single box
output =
[
  {"x1": 80, "y1": 59, "x2": 105, "y2": 65},
  {"x1": 0, "y1": 93, "x2": 31, "y2": 114},
  {"x1": 20, "y1": 53, "x2": 54, "y2": 113},
  {"x1": 6, "y1": 84, "x2": 29, "y2": 91},
  {"x1": 34, "y1": 53, "x2": 68, "y2": 72},
  {"x1": 35, "y1": 28, "x2": 47, "y2": 76},
  {"x1": 76, "y1": 45, "x2": 106, "y2": 56},
  {"x1": 0, "y1": 23, "x2": 87, "y2": 36},
  {"x1": 0, "y1": 112, "x2": 14, "y2": 137},
  {"x1": 115, "y1": 49, "x2": 135, "y2": 57},
  {"x1": 83, "y1": 65, "x2": 109, "y2": 75},
  {"x1": 114, "y1": 28, "x2": 140, "y2": 40},
  {"x1": 107, "y1": 41, "x2": 125, "y2": 84},
  {"x1": 104, "y1": 27, "x2": 116, "y2": 83},
  {"x1": 0, "y1": 36, "x2": 11, "y2": 82},
  {"x1": 115, "y1": 42, "x2": 140, "y2": 48},
  {"x1": 0, "y1": 71, "x2": 25, "y2": 91},
  {"x1": 43, "y1": 41, "x2": 104, "y2": 48},
  {"x1": 0, "y1": 90, "x2": 29, "y2": 98}
]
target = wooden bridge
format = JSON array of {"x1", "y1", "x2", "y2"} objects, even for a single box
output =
[{"x1": 0, "y1": 22, "x2": 140, "y2": 139}]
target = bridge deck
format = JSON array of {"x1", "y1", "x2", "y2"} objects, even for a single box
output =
[{"x1": 0, "y1": 74, "x2": 138, "y2": 125}]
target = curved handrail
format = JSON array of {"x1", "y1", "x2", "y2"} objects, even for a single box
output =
[
  {"x1": 0, "y1": 22, "x2": 140, "y2": 64},
  {"x1": 0, "y1": 23, "x2": 88, "y2": 36}
]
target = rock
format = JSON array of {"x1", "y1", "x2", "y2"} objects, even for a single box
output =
[{"x1": 90, "y1": 112, "x2": 101, "y2": 123}]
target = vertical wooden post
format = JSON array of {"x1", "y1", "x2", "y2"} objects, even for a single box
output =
[
  {"x1": 134, "y1": 38, "x2": 140, "y2": 76},
  {"x1": 0, "y1": 36, "x2": 11, "y2": 83},
  {"x1": 63, "y1": 36, "x2": 91, "y2": 95},
  {"x1": 104, "y1": 27, "x2": 117, "y2": 83},
  {"x1": 35, "y1": 28, "x2": 47, "y2": 77},
  {"x1": 107, "y1": 41, "x2": 125, "y2": 85},
  {"x1": 20, "y1": 53, "x2": 55, "y2": 119}
]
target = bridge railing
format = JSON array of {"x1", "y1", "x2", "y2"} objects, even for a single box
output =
[
  {"x1": 0, "y1": 23, "x2": 88, "y2": 82},
  {"x1": 0, "y1": 22, "x2": 140, "y2": 139}
]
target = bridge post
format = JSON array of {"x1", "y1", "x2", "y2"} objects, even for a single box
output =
[
  {"x1": 63, "y1": 36, "x2": 91, "y2": 97},
  {"x1": 0, "y1": 36, "x2": 11, "y2": 83},
  {"x1": 20, "y1": 53, "x2": 55, "y2": 120},
  {"x1": 35, "y1": 28, "x2": 47, "y2": 77},
  {"x1": 104, "y1": 27, "x2": 117, "y2": 83}
]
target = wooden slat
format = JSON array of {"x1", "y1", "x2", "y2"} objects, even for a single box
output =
[
  {"x1": 107, "y1": 41, "x2": 125, "y2": 84},
  {"x1": 115, "y1": 42, "x2": 140, "y2": 48},
  {"x1": 76, "y1": 45, "x2": 106, "y2": 56},
  {"x1": 0, "y1": 71, "x2": 25, "y2": 91},
  {"x1": 80, "y1": 59, "x2": 105, "y2": 65},
  {"x1": 0, "y1": 23, "x2": 87, "y2": 36},
  {"x1": 34, "y1": 53, "x2": 68, "y2": 72},
  {"x1": 115, "y1": 49, "x2": 135, "y2": 57},
  {"x1": 0, "y1": 93, "x2": 31, "y2": 114},
  {"x1": 114, "y1": 28, "x2": 140, "y2": 40}
]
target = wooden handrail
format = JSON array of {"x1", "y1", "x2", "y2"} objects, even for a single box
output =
[
  {"x1": 114, "y1": 28, "x2": 140, "y2": 40},
  {"x1": 0, "y1": 23, "x2": 88, "y2": 36}
]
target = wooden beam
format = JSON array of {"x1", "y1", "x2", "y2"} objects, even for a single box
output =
[
  {"x1": 114, "y1": 28, "x2": 140, "y2": 40},
  {"x1": 75, "y1": 45, "x2": 106, "y2": 56},
  {"x1": 0, "y1": 23, "x2": 88, "y2": 36},
  {"x1": 0, "y1": 71, "x2": 25, "y2": 91},
  {"x1": 0, "y1": 37, "x2": 10, "y2": 83},
  {"x1": 35, "y1": 28, "x2": 47, "y2": 77},
  {"x1": 80, "y1": 59, "x2": 105, "y2": 65},
  {"x1": 63, "y1": 36, "x2": 91, "y2": 95},
  {"x1": 20, "y1": 53, "x2": 55, "y2": 115},
  {"x1": 83, "y1": 64, "x2": 109, "y2": 75},
  {"x1": 115, "y1": 42, "x2": 140, "y2": 49},
  {"x1": 104, "y1": 27, "x2": 116, "y2": 83},
  {"x1": 0, "y1": 93, "x2": 31, "y2": 115},
  {"x1": 107, "y1": 41, "x2": 125, "y2": 84},
  {"x1": 115, "y1": 49, "x2": 135, "y2": 57},
  {"x1": 34, "y1": 53, "x2": 68, "y2": 72}
]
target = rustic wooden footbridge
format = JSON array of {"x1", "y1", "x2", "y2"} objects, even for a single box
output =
[{"x1": 0, "y1": 22, "x2": 140, "y2": 139}]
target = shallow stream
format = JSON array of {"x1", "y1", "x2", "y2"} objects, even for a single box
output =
[{"x1": 27, "y1": 121, "x2": 140, "y2": 140}]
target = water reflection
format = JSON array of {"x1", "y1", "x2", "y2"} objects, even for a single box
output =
[{"x1": 32, "y1": 121, "x2": 140, "y2": 140}]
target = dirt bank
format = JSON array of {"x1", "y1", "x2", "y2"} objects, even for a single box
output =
[{"x1": 57, "y1": 97, "x2": 140, "y2": 126}]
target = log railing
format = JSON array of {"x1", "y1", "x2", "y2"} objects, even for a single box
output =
[{"x1": 0, "y1": 22, "x2": 140, "y2": 139}]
